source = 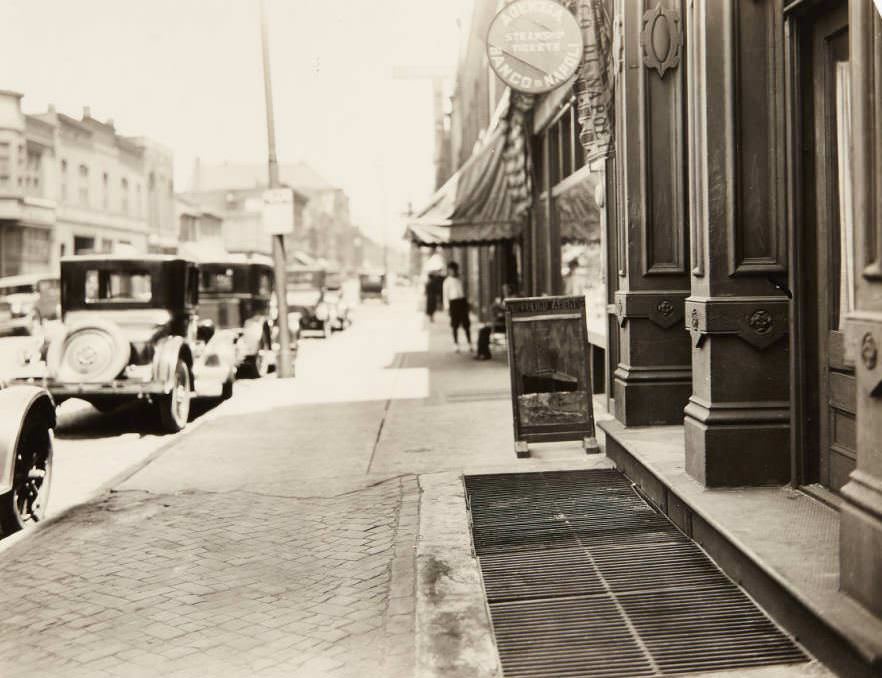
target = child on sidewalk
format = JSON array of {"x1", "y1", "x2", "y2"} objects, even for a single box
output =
[{"x1": 442, "y1": 262, "x2": 472, "y2": 353}]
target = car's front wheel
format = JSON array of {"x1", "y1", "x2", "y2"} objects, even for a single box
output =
[
  {"x1": 240, "y1": 334, "x2": 272, "y2": 379},
  {"x1": 157, "y1": 359, "x2": 191, "y2": 433},
  {"x1": 0, "y1": 414, "x2": 53, "y2": 536}
]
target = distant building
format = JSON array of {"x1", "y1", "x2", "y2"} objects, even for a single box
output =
[
  {"x1": 0, "y1": 90, "x2": 55, "y2": 276},
  {"x1": 175, "y1": 195, "x2": 224, "y2": 258},
  {"x1": 179, "y1": 185, "x2": 308, "y2": 260},
  {"x1": 0, "y1": 92, "x2": 174, "y2": 276},
  {"x1": 187, "y1": 160, "x2": 372, "y2": 272}
]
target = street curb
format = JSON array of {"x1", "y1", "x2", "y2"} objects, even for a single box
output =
[
  {"x1": 415, "y1": 471, "x2": 501, "y2": 678},
  {"x1": 0, "y1": 383, "x2": 247, "y2": 559}
]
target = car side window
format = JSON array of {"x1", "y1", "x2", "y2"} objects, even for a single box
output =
[
  {"x1": 85, "y1": 270, "x2": 152, "y2": 303},
  {"x1": 258, "y1": 272, "x2": 272, "y2": 296},
  {"x1": 187, "y1": 267, "x2": 199, "y2": 307}
]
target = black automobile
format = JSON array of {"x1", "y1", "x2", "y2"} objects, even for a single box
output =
[
  {"x1": 10, "y1": 255, "x2": 237, "y2": 432},
  {"x1": 359, "y1": 272, "x2": 387, "y2": 304},
  {"x1": 0, "y1": 273, "x2": 61, "y2": 337},
  {"x1": 197, "y1": 255, "x2": 292, "y2": 377},
  {"x1": 286, "y1": 266, "x2": 333, "y2": 338}
]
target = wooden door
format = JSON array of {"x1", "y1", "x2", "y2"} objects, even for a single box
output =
[{"x1": 802, "y1": 2, "x2": 856, "y2": 493}]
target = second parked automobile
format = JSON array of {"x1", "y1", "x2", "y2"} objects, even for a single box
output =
[{"x1": 196, "y1": 254, "x2": 290, "y2": 378}]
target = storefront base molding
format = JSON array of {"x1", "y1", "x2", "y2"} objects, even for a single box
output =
[
  {"x1": 683, "y1": 397, "x2": 790, "y2": 486},
  {"x1": 842, "y1": 313, "x2": 882, "y2": 618},
  {"x1": 612, "y1": 365, "x2": 691, "y2": 426},
  {"x1": 598, "y1": 418, "x2": 882, "y2": 678},
  {"x1": 841, "y1": 497, "x2": 882, "y2": 620}
]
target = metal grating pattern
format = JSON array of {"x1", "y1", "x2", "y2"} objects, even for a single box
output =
[{"x1": 465, "y1": 470, "x2": 808, "y2": 677}]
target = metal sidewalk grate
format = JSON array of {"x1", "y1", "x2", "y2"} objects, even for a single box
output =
[{"x1": 464, "y1": 470, "x2": 808, "y2": 677}]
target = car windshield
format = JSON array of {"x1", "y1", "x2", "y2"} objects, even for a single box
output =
[
  {"x1": 287, "y1": 270, "x2": 322, "y2": 289},
  {"x1": 201, "y1": 269, "x2": 234, "y2": 293},
  {"x1": 0, "y1": 284, "x2": 36, "y2": 296},
  {"x1": 287, "y1": 289, "x2": 321, "y2": 306},
  {"x1": 85, "y1": 270, "x2": 152, "y2": 303}
]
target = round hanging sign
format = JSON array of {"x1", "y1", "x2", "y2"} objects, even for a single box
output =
[{"x1": 486, "y1": 0, "x2": 584, "y2": 95}]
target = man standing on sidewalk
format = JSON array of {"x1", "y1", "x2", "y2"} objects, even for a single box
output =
[{"x1": 443, "y1": 261, "x2": 472, "y2": 353}]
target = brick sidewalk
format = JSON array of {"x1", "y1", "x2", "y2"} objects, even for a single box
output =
[
  {"x1": 0, "y1": 476, "x2": 419, "y2": 678},
  {"x1": 0, "y1": 299, "x2": 598, "y2": 678}
]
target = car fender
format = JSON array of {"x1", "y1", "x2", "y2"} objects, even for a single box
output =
[
  {"x1": 0, "y1": 386, "x2": 55, "y2": 495},
  {"x1": 203, "y1": 330, "x2": 237, "y2": 370},
  {"x1": 152, "y1": 336, "x2": 193, "y2": 392},
  {"x1": 240, "y1": 317, "x2": 268, "y2": 356}
]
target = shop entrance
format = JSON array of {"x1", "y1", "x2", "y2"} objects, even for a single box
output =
[{"x1": 798, "y1": 1, "x2": 855, "y2": 494}]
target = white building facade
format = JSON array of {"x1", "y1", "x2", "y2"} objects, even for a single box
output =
[{"x1": 0, "y1": 91, "x2": 175, "y2": 276}]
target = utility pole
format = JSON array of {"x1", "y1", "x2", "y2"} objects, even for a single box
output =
[{"x1": 259, "y1": 0, "x2": 293, "y2": 378}]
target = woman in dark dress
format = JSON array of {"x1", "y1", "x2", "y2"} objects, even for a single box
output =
[{"x1": 425, "y1": 274, "x2": 441, "y2": 321}]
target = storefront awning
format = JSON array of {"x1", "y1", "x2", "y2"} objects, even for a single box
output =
[{"x1": 406, "y1": 107, "x2": 529, "y2": 247}]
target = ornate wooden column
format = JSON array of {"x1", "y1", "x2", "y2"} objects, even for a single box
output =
[
  {"x1": 612, "y1": 0, "x2": 692, "y2": 426},
  {"x1": 841, "y1": 0, "x2": 882, "y2": 618},
  {"x1": 683, "y1": 0, "x2": 790, "y2": 486}
]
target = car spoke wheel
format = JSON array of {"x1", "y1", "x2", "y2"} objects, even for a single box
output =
[
  {"x1": 0, "y1": 417, "x2": 52, "y2": 535},
  {"x1": 255, "y1": 336, "x2": 271, "y2": 377},
  {"x1": 158, "y1": 359, "x2": 191, "y2": 433}
]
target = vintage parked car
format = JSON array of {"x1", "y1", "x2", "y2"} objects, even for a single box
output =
[
  {"x1": 0, "y1": 385, "x2": 54, "y2": 536},
  {"x1": 322, "y1": 268, "x2": 352, "y2": 332},
  {"x1": 10, "y1": 255, "x2": 237, "y2": 432},
  {"x1": 196, "y1": 255, "x2": 286, "y2": 378},
  {"x1": 359, "y1": 272, "x2": 387, "y2": 303},
  {"x1": 286, "y1": 265, "x2": 334, "y2": 338},
  {"x1": 0, "y1": 273, "x2": 61, "y2": 336}
]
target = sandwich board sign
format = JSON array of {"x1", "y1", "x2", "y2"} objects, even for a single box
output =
[{"x1": 504, "y1": 295, "x2": 598, "y2": 458}]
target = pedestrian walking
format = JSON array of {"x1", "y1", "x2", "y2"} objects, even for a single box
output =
[
  {"x1": 423, "y1": 249, "x2": 445, "y2": 323},
  {"x1": 425, "y1": 276, "x2": 438, "y2": 321},
  {"x1": 443, "y1": 261, "x2": 471, "y2": 352}
]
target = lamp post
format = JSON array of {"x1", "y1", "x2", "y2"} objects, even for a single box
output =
[{"x1": 259, "y1": 0, "x2": 294, "y2": 378}]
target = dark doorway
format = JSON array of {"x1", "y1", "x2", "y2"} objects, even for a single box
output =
[{"x1": 798, "y1": 1, "x2": 855, "y2": 494}]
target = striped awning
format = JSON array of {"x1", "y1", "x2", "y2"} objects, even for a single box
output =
[{"x1": 407, "y1": 95, "x2": 531, "y2": 248}]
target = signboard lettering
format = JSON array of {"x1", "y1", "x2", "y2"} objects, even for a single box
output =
[
  {"x1": 487, "y1": 0, "x2": 584, "y2": 95},
  {"x1": 262, "y1": 188, "x2": 295, "y2": 235}
]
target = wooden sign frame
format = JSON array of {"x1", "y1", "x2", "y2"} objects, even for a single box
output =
[{"x1": 504, "y1": 295, "x2": 599, "y2": 458}]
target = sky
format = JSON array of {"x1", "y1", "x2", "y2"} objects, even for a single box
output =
[{"x1": 0, "y1": 0, "x2": 470, "y2": 245}]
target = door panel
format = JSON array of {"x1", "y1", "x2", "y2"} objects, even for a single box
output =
[{"x1": 802, "y1": 1, "x2": 855, "y2": 494}]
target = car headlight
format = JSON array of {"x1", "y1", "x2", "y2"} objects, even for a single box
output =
[
  {"x1": 10, "y1": 302, "x2": 22, "y2": 316},
  {"x1": 315, "y1": 303, "x2": 329, "y2": 321},
  {"x1": 124, "y1": 364, "x2": 153, "y2": 382}
]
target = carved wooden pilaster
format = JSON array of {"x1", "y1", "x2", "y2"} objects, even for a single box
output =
[
  {"x1": 612, "y1": 0, "x2": 691, "y2": 427},
  {"x1": 684, "y1": 0, "x2": 790, "y2": 486},
  {"x1": 841, "y1": 0, "x2": 882, "y2": 618}
]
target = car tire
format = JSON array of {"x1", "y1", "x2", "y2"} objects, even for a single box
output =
[
  {"x1": 221, "y1": 376, "x2": 234, "y2": 400},
  {"x1": 239, "y1": 334, "x2": 271, "y2": 379},
  {"x1": 0, "y1": 413, "x2": 53, "y2": 536},
  {"x1": 157, "y1": 359, "x2": 191, "y2": 433}
]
